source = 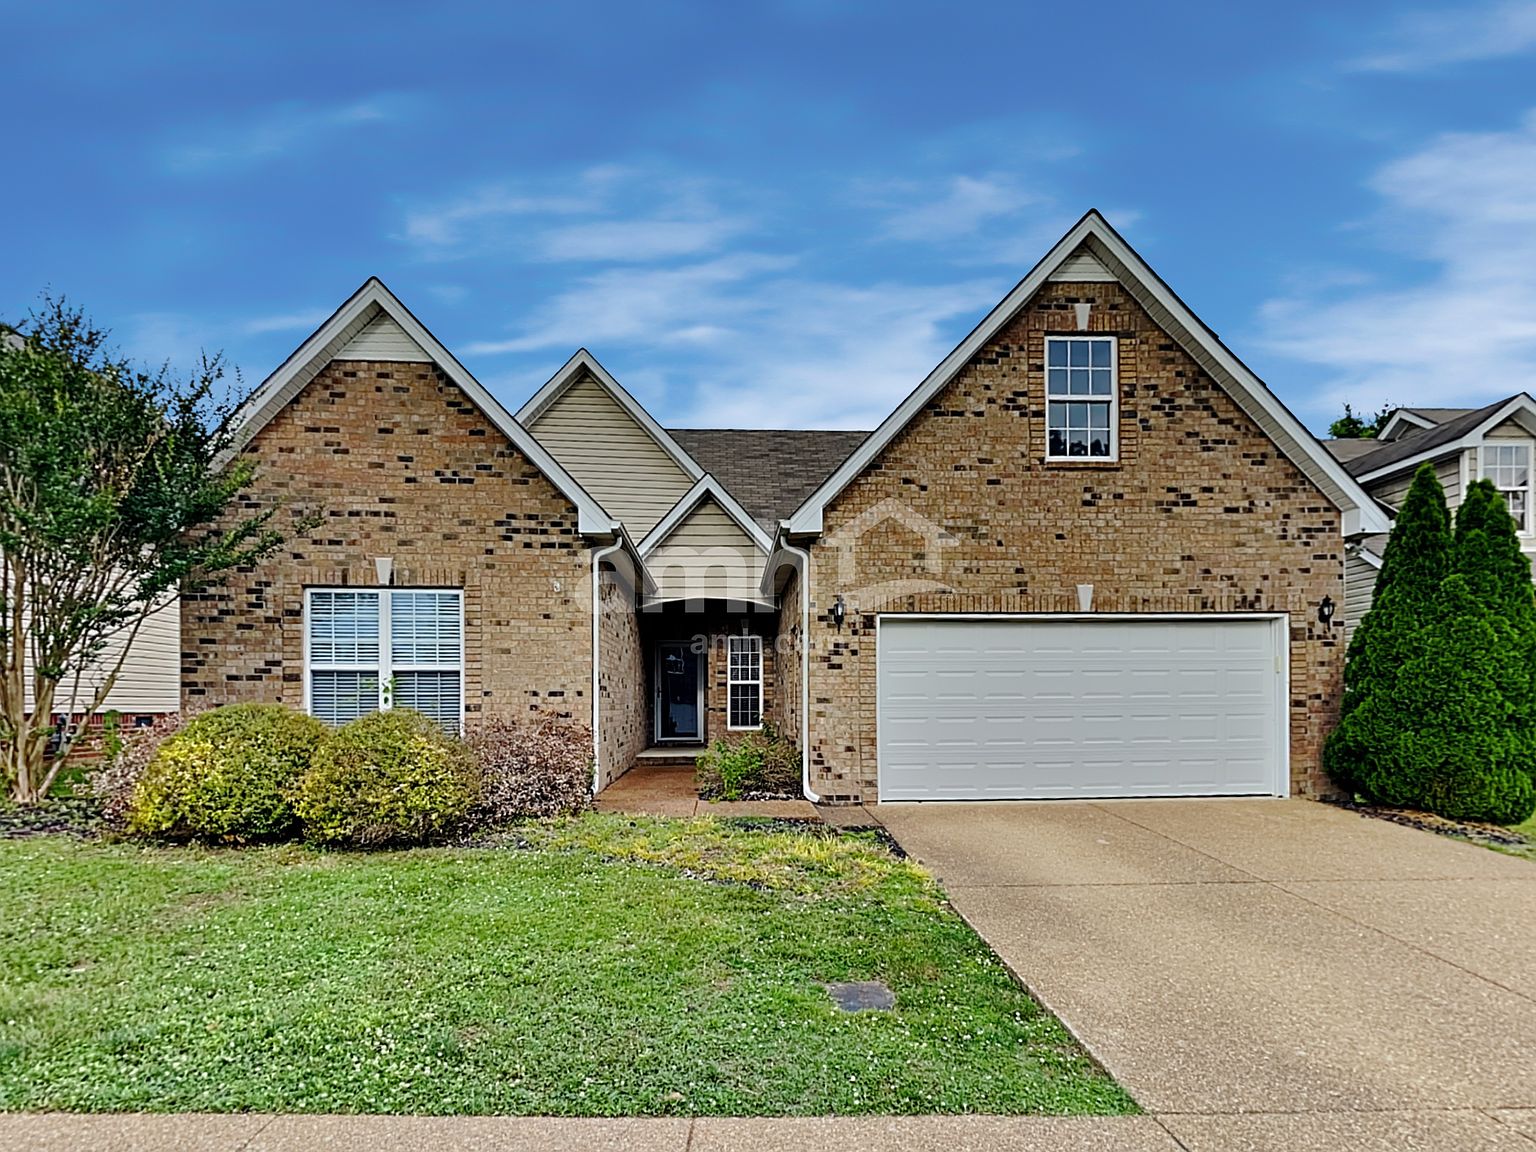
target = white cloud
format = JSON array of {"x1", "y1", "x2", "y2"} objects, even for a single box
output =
[
  {"x1": 534, "y1": 216, "x2": 746, "y2": 262},
  {"x1": 400, "y1": 187, "x2": 599, "y2": 249},
  {"x1": 1257, "y1": 110, "x2": 1536, "y2": 418},
  {"x1": 166, "y1": 96, "x2": 411, "y2": 174},
  {"x1": 880, "y1": 175, "x2": 1039, "y2": 242},
  {"x1": 241, "y1": 309, "x2": 329, "y2": 336},
  {"x1": 1349, "y1": 1, "x2": 1536, "y2": 71}
]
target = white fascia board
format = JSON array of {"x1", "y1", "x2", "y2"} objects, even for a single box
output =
[
  {"x1": 758, "y1": 521, "x2": 806, "y2": 597},
  {"x1": 638, "y1": 473, "x2": 774, "y2": 556},
  {"x1": 784, "y1": 210, "x2": 1391, "y2": 537},
  {"x1": 1355, "y1": 395, "x2": 1536, "y2": 484},
  {"x1": 227, "y1": 279, "x2": 620, "y2": 537},
  {"x1": 1378, "y1": 409, "x2": 1435, "y2": 440},
  {"x1": 515, "y1": 348, "x2": 706, "y2": 482}
]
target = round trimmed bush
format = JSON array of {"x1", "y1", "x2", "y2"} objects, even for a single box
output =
[
  {"x1": 296, "y1": 708, "x2": 481, "y2": 847},
  {"x1": 126, "y1": 705, "x2": 326, "y2": 842}
]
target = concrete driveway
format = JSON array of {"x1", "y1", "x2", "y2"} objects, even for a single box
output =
[{"x1": 875, "y1": 798, "x2": 1536, "y2": 1150}]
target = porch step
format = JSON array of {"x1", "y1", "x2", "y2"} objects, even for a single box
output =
[{"x1": 634, "y1": 746, "x2": 706, "y2": 768}]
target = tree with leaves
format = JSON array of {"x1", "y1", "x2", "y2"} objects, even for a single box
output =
[
  {"x1": 0, "y1": 298, "x2": 292, "y2": 805},
  {"x1": 1324, "y1": 462, "x2": 1451, "y2": 794},
  {"x1": 1328, "y1": 402, "x2": 1393, "y2": 439}
]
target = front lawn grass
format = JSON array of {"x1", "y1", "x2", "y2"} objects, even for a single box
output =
[{"x1": 0, "y1": 814, "x2": 1133, "y2": 1116}]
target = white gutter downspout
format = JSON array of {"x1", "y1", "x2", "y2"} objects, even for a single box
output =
[
  {"x1": 781, "y1": 541, "x2": 820, "y2": 804},
  {"x1": 590, "y1": 538, "x2": 626, "y2": 798}
]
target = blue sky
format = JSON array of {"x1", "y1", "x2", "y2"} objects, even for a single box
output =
[{"x1": 5, "y1": 1, "x2": 1536, "y2": 433}]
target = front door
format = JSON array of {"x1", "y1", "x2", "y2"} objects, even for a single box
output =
[{"x1": 655, "y1": 642, "x2": 704, "y2": 743}]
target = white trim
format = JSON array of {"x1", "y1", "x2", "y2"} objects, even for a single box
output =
[
  {"x1": 1043, "y1": 335, "x2": 1119, "y2": 462},
  {"x1": 590, "y1": 538, "x2": 626, "y2": 796},
  {"x1": 1355, "y1": 394, "x2": 1536, "y2": 484},
  {"x1": 638, "y1": 473, "x2": 774, "y2": 556},
  {"x1": 782, "y1": 540, "x2": 820, "y2": 803},
  {"x1": 516, "y1": 348, "x2": 707, "y2": 483},
  {"x1": 229, "y1": 278, "x2": 619, "y2": 536},
  {"x1": 872, "y1": 611, "x2": 1291, "y2": 803},
  {"x1": 784, "y1": 211, "x2": 1390, "y2": 537},
  {"x1": 1378, "y1": 409, "x2": 1437, "y2": 440},
  {"x1": 303, "y1": 587, "x2": 466, "y2": 733},
  {"x1": 725, "y1": 634, "x2": 764, "y2": 731}
]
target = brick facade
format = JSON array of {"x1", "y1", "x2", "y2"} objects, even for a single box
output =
[
  {"x1": 597, "y1": 577, "x2": 647, "y2": 787},
  {"x1": 182, "y1": 360, "x2": 595, "y2": 729},
  {"x1": 802, "y1": 280, "x2": 1345, "y2": 802}
]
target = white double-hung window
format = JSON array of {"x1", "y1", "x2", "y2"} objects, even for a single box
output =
[
  {"x1": 1481, "y1": 443, "x2": 1533, "y2": 534},
  {"x1": 1045, "y1": 336, "x2": 1117, "y2": 460},
  {"x1": 727, "y1": 635, "x2": 763, "y2": 730},
  {"x1": 305, "y1": 588, "x2": 464, "y2": 732}
]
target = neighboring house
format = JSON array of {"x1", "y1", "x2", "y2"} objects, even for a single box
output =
[
  {"x1": 184, "y1": 210, "x2": 1389, "y2": 803},
  {"x1": 1322, "y1": 396, "x2": 1536, "y2": 638}
]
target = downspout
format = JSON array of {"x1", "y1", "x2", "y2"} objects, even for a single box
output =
[
  {"x1": 781, "y1": 541, "x2": 820, "y2": 804},
  {"x1": 590, "y1": 537, "x2": 625, "y2": 798}
]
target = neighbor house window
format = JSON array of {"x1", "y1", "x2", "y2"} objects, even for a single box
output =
[
  {"x1": 1045, "y1": 336, "x2": 1117, "y2": 460},
  {"x1": 305, "y1": 588, "x2": 463, "y2": 732},
  {"x1": 1482, "y1": 443, "x2": 1533, "y2": 534},
  {"x1": 727, "y1": 635, "x2": 763, "y2": 730}
]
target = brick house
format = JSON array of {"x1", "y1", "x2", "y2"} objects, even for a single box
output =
[{"x1": 184, "y1": 211, "x2": 1389, "y2": 803}]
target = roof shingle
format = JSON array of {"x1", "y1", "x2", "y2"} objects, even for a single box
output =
[{"x1": 668, "y1": 428, "x2": 869, "y2": 531}]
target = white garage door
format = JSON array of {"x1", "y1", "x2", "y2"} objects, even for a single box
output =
[{"x1": 877, "y1": 616, "x2": 1286, "y2": 801}]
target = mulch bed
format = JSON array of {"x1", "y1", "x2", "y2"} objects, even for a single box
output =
[{"x1": 1328, "y1": 797, "x2": 1532, "y2": 851}]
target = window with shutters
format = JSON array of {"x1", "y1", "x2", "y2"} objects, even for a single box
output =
[
  {"x1": 305, "y1": 589, "x2": 463, "y2": 732},
  {"x1": 726, "y1": 635, "x2": 763, "y2": 730}
]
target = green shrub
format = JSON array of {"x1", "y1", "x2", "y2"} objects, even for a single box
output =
[
  {"x1": 126, "y1": 705, "x2": 325, "y2": 842},
  {"x1": 1326, "y1": 462, "x2": 1453, "y2": 794},
  {"x1": 1354, "y1": 575, "x2": 1536, "y2": 825},
  {"x1": 297, "y1": 709, "x2": 480, "y2": 847},
  {"x1": 695, "y1": 723, "x2": 800, "y2": 801}
]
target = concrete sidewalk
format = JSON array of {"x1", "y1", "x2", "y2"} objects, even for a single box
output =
[{"x1": 4, "y1": 1110, "x2": 1536, "y2": 1151}]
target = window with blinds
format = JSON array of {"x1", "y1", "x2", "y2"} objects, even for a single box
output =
[{"x1": 306, "y1": 589, "x2": 463, "y2": 732}]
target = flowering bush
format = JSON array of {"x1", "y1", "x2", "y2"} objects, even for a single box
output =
[{"x1": 465, "y1": 718, "x2": 592, "y2": 823}]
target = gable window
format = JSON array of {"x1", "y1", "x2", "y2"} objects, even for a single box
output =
[
  {"x1": 306, "y1": 588, "x2": 463, "y2": 732},
  {"x1": 1045, "y1": 336, "x2": 1117, "y2": 460},
  {"x1": 1482, "y1": 443, "x2": 1533, "y2": 534},
  {"x1": 727, "y1": 635, "x2": 763, "y2": 730}
]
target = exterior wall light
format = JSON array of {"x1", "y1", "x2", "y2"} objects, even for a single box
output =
[
  {"x1": 831, "y1": 595, "x2": 847, "y2": 631},
  {"x1": 1318, "y1": 596, "x2": 1336, "y2": 626}
]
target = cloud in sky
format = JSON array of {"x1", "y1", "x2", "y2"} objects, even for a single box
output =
[
  {"x1": 1257, "y1": 109, "x2": 1536, "y2": 416},
  {"x1": 878, "y1": 174, "x2": 1042, "y2": 242},
  {"x1": 1348, "y1": 0, "x2": 1536, "y2": 72},
  {"x1": 240, "y1": 309, "x2": 330, "y2": 335},
  {"x1": 165, "y1": 95, "x2": 413, "y2": 174}
]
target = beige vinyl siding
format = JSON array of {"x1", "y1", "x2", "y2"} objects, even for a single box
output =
[
  {"x1": 1047, "y1": 247, "x2": 1115, "y2": 282},
  {"x1": 1343, "y1": 553, "x2": 1377, "y2": 644},
  {"x1": 24, "y1": 599, "x2": 180, "y2": 715},
  {"x1": 647, "y1": 498, "x2": 767, "y2": 604},
  {"x1": 525, "y1": 374, "x2": 693, "y2": 537},
  {"x1": 1483, "y1": 418, "x2": 1532, "y2": 441},
  {"x1": 1366, "y1": 453, "x2": 1463, "y2": 511},
  {"x1": 336, "y1": 314, "x2": 431, "y2": 362}
]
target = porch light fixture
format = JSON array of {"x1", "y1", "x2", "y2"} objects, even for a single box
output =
[
  {"x1": 831, "y1": 595, "x2": 847, "y2": 631},
  {"x1": 1317, "y1": 596, "x2": 1336, "y2": 626}
]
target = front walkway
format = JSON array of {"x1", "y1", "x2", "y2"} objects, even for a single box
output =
[
  {"x1": 874, "y1": 798, "x2": 1536, "y2": 1149},
  {"x1": 595, "y1": 762, "x2": 819, "y2": 820}
]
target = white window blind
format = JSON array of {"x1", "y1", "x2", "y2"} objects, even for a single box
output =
[{"x1": 305, "y1": 589, "x2": 463, "y2": 732}]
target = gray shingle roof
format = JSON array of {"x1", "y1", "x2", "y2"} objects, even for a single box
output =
[
  {"x1": 1339, "y1": 396, "x2": 1518, "y2": 477},
  {"x1": 1320, "y1": 438, "x2": 1384, "y2": 463},
  {"x1": 1400, "y1": 406, "x2": 1476, "y2": 424},
  {"x1": 668, "y1": 428, "x2": 870, "y2": 531}
]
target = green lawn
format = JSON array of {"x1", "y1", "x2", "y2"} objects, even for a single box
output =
[{"x1": 0, "y1": 815, "x2": 1133, "y2": 1116}]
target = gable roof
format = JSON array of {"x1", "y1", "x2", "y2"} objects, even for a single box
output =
[
  {"x1": 668, "y1": 428, "x2": 870, "y2": 532},
  {"x1": 516, "y1": 349, "x2": 706, "y2": 483},
  {"x1": 638, "y1": 473, "x2": 775, "y2": 556},
  {"x1": 1321, "y1": 438, "x2": 1385, "y2": 464},
  {"x1": 229, "y1": 278, "x2": 619, "y2": 536},
  {"x1": 781, "y1": 210, "x2": 1391, "y2": 538},
  {"x1": 1348, "y1": 394, "x2": 1536, "y2": 482}
]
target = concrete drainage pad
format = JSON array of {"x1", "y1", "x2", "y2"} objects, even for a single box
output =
[{"x1": 824, "y1": 981, "x2": 896, "y2": 1012}]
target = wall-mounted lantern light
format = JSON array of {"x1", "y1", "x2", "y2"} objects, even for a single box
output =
[
  {"x1": 831, "y1": 595, "x2": 847, "y2": 631},
  {"x1": 1317, "y1": 595, "x2": 1336, "y2": 627}
]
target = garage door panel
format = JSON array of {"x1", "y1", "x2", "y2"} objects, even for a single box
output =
[{"x1": 877, "y1": 617, "x2": 1284, "y2": 801}]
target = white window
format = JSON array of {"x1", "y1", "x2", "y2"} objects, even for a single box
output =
[
  {"x1": 305, "y1": 589, "x2": 463, "y2": 732},
  {"x1": 1482, "y1": 443, "x2": 1532, "y2": 534},
  {"x1": 1045, "y1": 336, "x2": 1117, "y2": 460},
  {"x1": 726, "y1": 635, "x2": 763, "y2": 730}
]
